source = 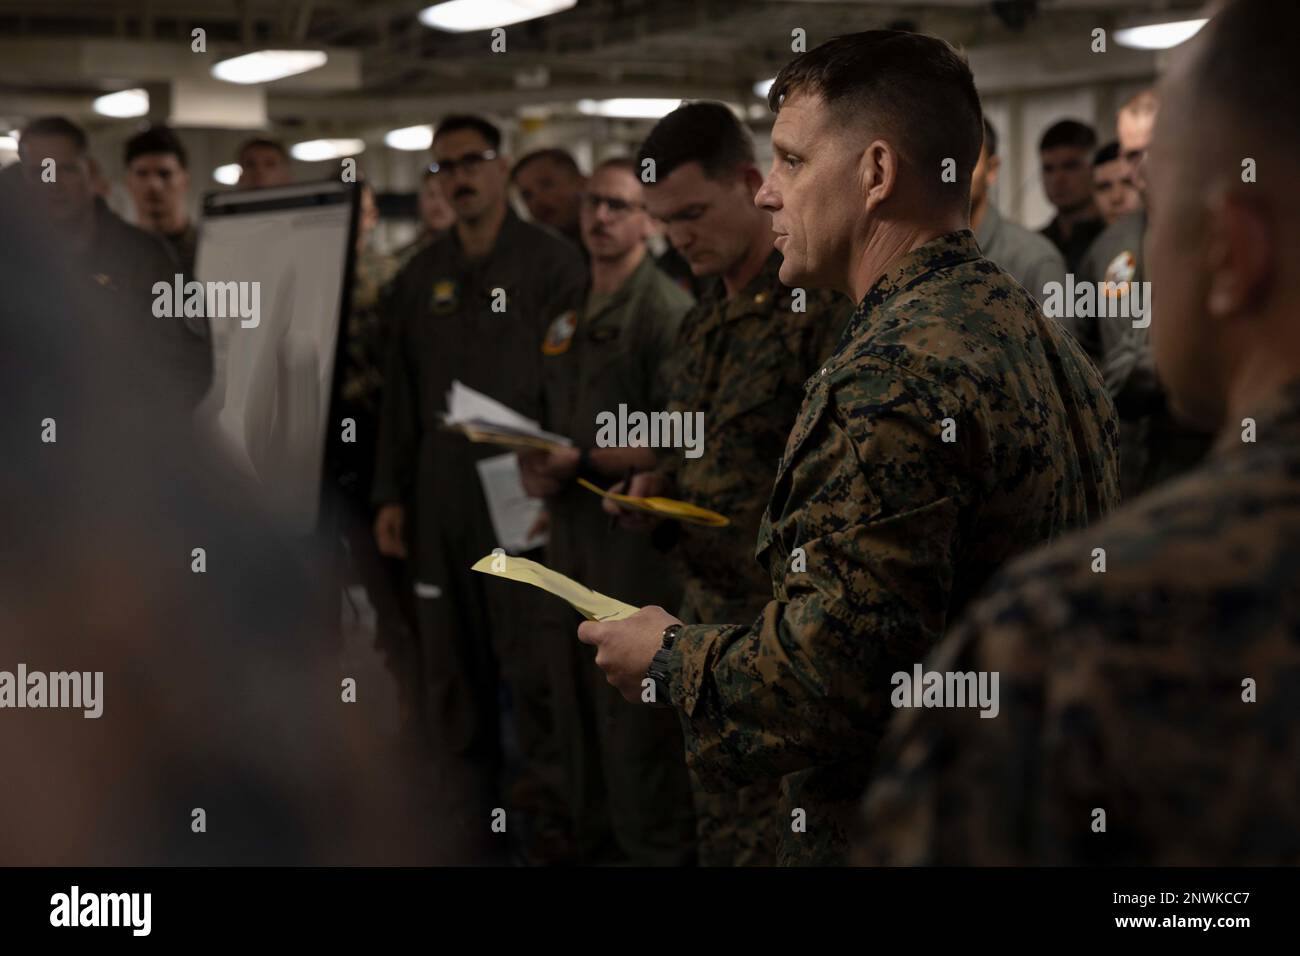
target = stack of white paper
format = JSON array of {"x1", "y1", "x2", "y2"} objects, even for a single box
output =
[{"x1": 442, "y1": 380, "x2": 572, "y2": 451}]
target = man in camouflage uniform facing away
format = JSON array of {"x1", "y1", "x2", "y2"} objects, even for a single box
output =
[
  {"x1": 581, "y1": 31, "x2": 1121, "y2": 865},
  {"x1": 859, "y1": 0, "x2": 1300, "y2": 866},
  {"x1": 605, "y1": 102, "x2": 851, "y2": 865}
]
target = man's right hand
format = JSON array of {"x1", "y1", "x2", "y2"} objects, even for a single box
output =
[
  {"x1": 374, "y1": 504, "x2": 408, "y2": 558},
  {"x1": 517, "y1": 450, "x2": 570, "y2": 498},
  {"x1": 603, "y1": 471, "x2": 666, "y2": 532}
]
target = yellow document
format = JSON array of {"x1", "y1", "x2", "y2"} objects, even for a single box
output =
[
  {"x1": 470, "y1": 553, "x2": 640, "y2": 622},
  {"x1": 575, "y1": 477, "x2": 729, "y2": 527}
]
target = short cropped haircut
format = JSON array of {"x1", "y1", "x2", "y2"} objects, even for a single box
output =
[
  {"x1": 982, "y1": 118, "x2": 998, "y2": 157},
  {"x1": 636, "y1": 101, "x2": 755, "y2": 183},
  {"x1": 434, "y1": 114, "x2": 502, "y2": 152},
  {"x1": 237, "y1": 137, "x2": 288, "y2": 163},
  {"x1": 512, "y1": 148, "x2": 580, "y2": 180},
  {"x1": 1039, "y1": 119, "x2": 1096, "y2": 153},
  {"x1": 1093, "y1": 140, "x2": 1120, "y2": 167},
  {"x1": 19, "y1": 116, "x2": 88, "y2": 154},
  {"x1": 125, "y1": 126, "x2": 188, "y2": 169},
  {"x1": 1186, "y1": 0, "x2": 1299, "y2": 154},
  {"x1": 767, "y1": 30, "x2": 983, "y2": 198}
]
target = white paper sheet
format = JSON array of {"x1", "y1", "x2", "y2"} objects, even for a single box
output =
[{"x1": 475, "y1": 452, "x2": 548, "y2": 553}]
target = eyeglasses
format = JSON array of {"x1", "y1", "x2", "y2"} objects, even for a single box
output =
[
  {"x1": 581, "y1": 192, "x2": 644, "y2": 216},
  {"x1": 427, "y1": 149, "x2": 497, "y2": 176}
]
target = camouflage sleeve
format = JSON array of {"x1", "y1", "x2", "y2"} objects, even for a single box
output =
[
  {"x1": 666, "y1": 371, "x2": 969, "y2": 789},
  {"x1": 650, "y1": 303, "x2": 701, "y2": 491}
]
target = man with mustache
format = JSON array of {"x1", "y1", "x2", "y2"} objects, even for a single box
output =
[
  {"x1": 372, "y1": 114, "x2": 587, "y2": 862},
  {"x1": 579, "y1": 32, "x2": 1120, "y2": 865},
  {"x1": 518, "y1": 157, "x2": 697, "y2": 864}
]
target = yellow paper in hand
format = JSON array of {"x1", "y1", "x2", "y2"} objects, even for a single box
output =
[
  {"x1": 470, "y1": 553, "x2": 640, "y2": 622},
  {"x1": 576, "y1": 477, "x2": 729, "y2": 527}
]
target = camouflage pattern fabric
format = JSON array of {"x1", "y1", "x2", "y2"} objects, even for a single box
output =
[
  {"x1": 665, "y1": 230, "x2": 1122, "y2": 865},
  {"x1": 658, "y1": 249, "x2": 851, "y2": 865},
  {"x1": 858, "y1": 378, "x2": 1300, "y2": 865}
]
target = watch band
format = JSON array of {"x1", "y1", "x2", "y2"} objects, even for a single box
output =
[{"x1": 646, "y1": 624, "x2": 683, "y2": 707}]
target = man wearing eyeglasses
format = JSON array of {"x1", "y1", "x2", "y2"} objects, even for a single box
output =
[
  {"x1": 517, "y1": 157, "x2": 697, "y2": 864},
  {"x1": 371, "y1": 114, "x2": 588, "y2": 863},
  {"x1": 1076, "y1": 89, "x2": 1213, "y2": 499}
]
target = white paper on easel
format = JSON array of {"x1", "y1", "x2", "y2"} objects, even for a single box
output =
[{"x1": 475, "y1": 452, "x2": 548, "y2": 553}]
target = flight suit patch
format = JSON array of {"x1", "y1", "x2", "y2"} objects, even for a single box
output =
[
  {"x1": 430, "y1": 278, "x2": 459, "y2": 315},
  {"x1": 1102, "y1": 251, "x2": 1136, "y2": 298},
  {"x1": 542, "y1": 310, "x2": 578, "y2": 355}
]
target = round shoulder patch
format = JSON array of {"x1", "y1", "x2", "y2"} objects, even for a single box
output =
[
  {"x1": 1102, "y1": 251, "x2": 1137, "y2": 296},
  {"x1": 542, "y1": 310, "x2": 578, "y2": 355}
]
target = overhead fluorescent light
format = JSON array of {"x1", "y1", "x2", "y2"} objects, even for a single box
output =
[
  {"x1": 384, "y1": 125, "x2": 434, "y2": 151},
  {"x1": 291, "y1": 138, "x2": 366, "y2": 162},
  {"x1": 419, "y1": 0, "x2": 576, "y2": 33},
  {"x1": 1114, "y1": 18, "x2": 1208, "y2": 50},
  {"x1": 212, "y1": 50, "x2": 328, "y2": 85},
  {"x1": 577, "y1": 98, "x2": 682, "y2": 120},
  {"x1": 213, "y1": 163, "x2": 242, "y2": 185},
  {"x1": 753, "y1": 78, "x2": 775, "y2": 99},
  {"x1": 93, "y1": 88, "x2": 149, "y2": 118}
]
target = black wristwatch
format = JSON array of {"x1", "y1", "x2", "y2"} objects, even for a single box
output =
[{"x1": 646, "y1": 623, "x2": 683, "y2": 707}]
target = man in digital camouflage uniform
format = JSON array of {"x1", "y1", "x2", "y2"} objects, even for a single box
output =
[
  {"x1": 603, "y1": 102, "x2": 851, "y2": 865},
  {"x1": 581, "y1": 32, "x2": 1121, "y2": 866}
]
